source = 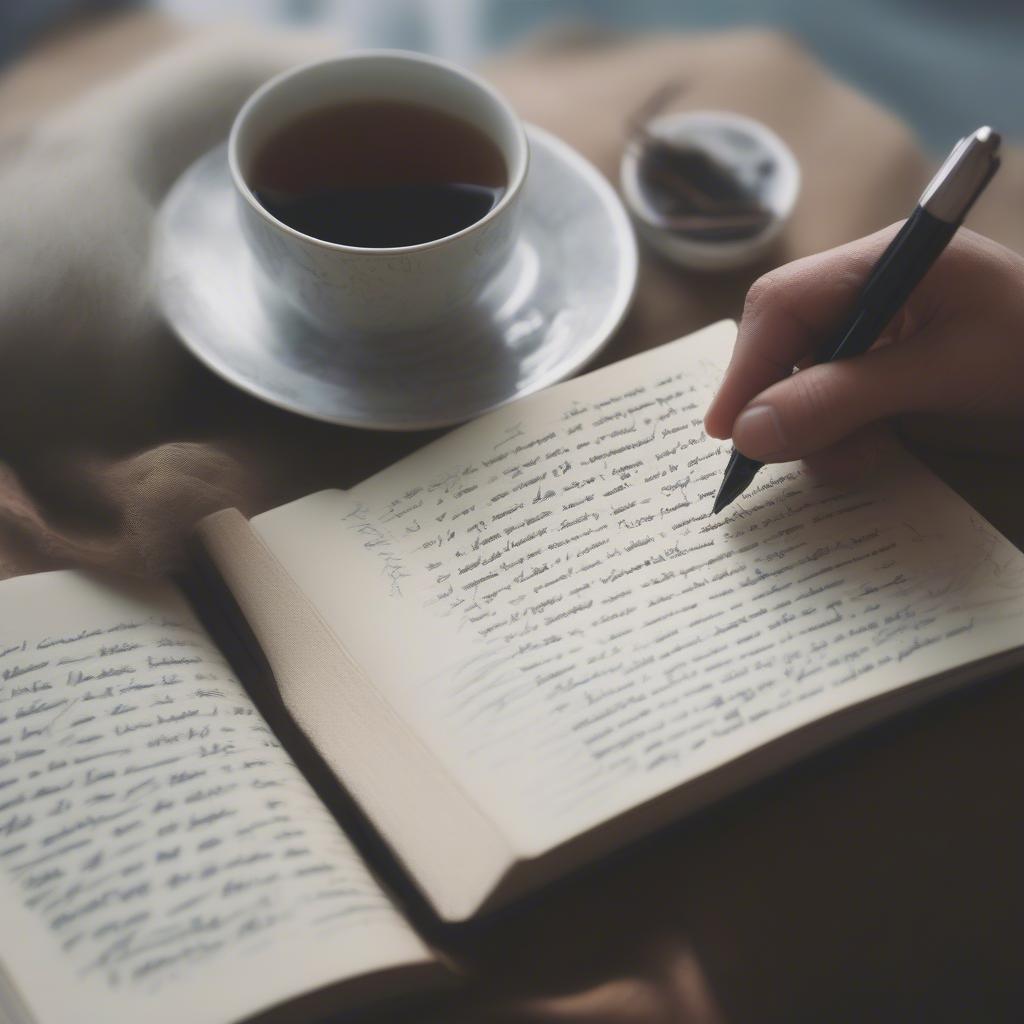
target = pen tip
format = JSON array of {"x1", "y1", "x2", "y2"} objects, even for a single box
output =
[
  {"x1": 711, "y1": 452, "x2": 760, "y2": 515},
  {"x1": 712, "y1": 476, "x2": 741, "y2": 515}
]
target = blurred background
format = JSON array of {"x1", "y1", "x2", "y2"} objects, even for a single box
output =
[{"x1": 3, "y1": 0, "x2": 1023, "y2": 153}]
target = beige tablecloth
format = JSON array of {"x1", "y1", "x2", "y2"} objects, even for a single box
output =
[{"x1": 1, "y1": 13, "x2": 1022, "y2": 1022}]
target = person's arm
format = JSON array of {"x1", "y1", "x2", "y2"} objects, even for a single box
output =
[{"x1": 704, "y1": 225, "x2": 1024, "y2": 482}]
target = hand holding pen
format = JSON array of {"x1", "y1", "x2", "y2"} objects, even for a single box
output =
[{"x1": 706, "y1": 128, "x2": 1021, "y2": 513}]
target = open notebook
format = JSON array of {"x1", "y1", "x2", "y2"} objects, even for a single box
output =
[{"x1": 3, "y1": 321, "x2": 1024, "y2": 1024}]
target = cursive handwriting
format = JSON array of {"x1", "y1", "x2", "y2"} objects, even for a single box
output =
[
  {"x1": 0, "y1": 592, "x2": 403, "y2": 995},
  {"x1": 317, "y1": 332, "x2": 1024, "y2": 840}
]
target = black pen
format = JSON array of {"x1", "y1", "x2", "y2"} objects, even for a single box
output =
[{"x1": 712, "y1": 125, "x2": 1002, "y2": 515}]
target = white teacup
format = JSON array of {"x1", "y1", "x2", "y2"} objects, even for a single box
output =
[{"x1": 229, "y1": 51, "x2": 529, "y2": 336}]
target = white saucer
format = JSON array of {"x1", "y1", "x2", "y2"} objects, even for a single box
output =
[{"x1": 152, "y1": 125, "x2": 637, "y2": 430}]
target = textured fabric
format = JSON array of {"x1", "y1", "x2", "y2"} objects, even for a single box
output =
[{"x1": 2, "y1": 15, "x2": 1023, "y2": 1022}]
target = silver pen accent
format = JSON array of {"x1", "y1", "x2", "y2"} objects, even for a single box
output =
[{"x1": 918, "y1": 126, "x2": 1001, "y2": 224}]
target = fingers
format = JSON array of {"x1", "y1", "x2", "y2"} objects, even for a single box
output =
[
  {"x1": 704, "y1": 225, "x2": 1024, "y2": 461},
  {"x1": 728, "y1": 335, "x2": 949, "y2": 461},
  {"x1": 704, "y1": 224, "x2": 905, "y2": 440}
]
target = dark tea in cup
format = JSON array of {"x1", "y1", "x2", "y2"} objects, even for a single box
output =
[{"x1": 249, "y1": 100, "x2": 508, "y2": 249}]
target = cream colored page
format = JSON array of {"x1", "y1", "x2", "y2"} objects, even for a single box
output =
[
  {"x1": 0, "y1": 572, "x2": 430, "y2": 1024},
  {"x1": 255, "y1": 321, "x2": 1024, "y2": 854}
]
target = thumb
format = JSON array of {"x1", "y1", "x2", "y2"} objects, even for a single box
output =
[{"x1": 730, "y1": 337, "x2": 938, "y2": 462}]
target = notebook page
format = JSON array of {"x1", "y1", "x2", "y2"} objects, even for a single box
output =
[
  {"x1": 0, "y1": 572, "x2": 431, "y2": 1024},
  {"x1": 254, "y1": 321, "x2": 1024, "y2": 854}
]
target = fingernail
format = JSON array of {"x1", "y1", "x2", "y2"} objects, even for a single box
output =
[{"x1": 733, "y1": 405, "x2": 786, "y2": 459}]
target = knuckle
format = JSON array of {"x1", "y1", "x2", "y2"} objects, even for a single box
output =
[{"x1": 742, "y1": 271, "x2": 784, "y2": 318}]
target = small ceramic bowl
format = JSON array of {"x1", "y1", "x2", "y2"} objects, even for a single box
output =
[{"x1": 620, "y1": 109, "x2": 800, "y2": 271}]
